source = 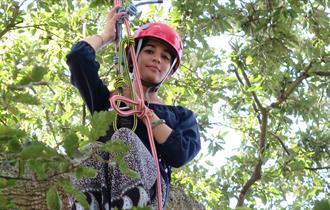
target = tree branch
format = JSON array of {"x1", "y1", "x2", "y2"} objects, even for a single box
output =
[
  {"x1": 240, "y1": 67, "x2": 264, "y2": 111},
  {"x1": 237, "y1": 108, "x2": 269, "y2": 207},
  {"x1": 269, "y1": 132, "x2": 291, "y2": 156},
  {"x1": 233, "y1": 66, "x2": 262, "y2": 123},
  {"x1": 0, "y1": 175, "x2": 32, "y2": 181},
  {"x1": 305, "y1": 166, "x2": 330, "y2": 171},
  {"x1": 271, "y1": 61, "x2": 314, "y2": 108},
  {"x1": 82, "y1": 104, "x2": 86, "y2": 126},
  {"x1": 310, "y1": 71, "x2": 330, "y2": 77},
  {"x1": 9, "y1": 81, "x2": 49, "y2": 90},
  {"x1": 0, "y1": 118, "x2": 8, "y2": 126},
  {"x1": 0, "y1": 2, "x2": 22, "y2": 39}
]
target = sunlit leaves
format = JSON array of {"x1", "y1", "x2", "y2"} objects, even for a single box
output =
[
  {"x1": 75, "y1": 166, "x2": 97, "y2": 180},
  {"x1": 0, "y1": 126, "x2": 26, "y2": 143},
  {"x1": 101, "y1": 140, "x2": 140, "y2": 179},
  {"x1": 89, "y1": 111, "x2": 116, "y2": 141}
]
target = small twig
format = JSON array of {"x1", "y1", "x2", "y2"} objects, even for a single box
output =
[
  {"x1": 45, "y1": 110, "x2": 59, "y2": 145},
  {"x1": 82, "y1": 104, "x2": 86, "y2": 126},
  {"x1": 46, "y1": 83, "x2": 56, "y2": 94},
  {"x1": 0, "y1": 118, "x2": 8, "y2": 126},
  {"x1": 9, "y1": 81, "x2": 49, "y2": 90},
  {"x1": 240, "y1": 67, "x2": 264, "y2": 111},
  {"x1": 0, "y1": 2, "x2": 22, "y2": 39},
  {"x1": 269, "y1": 132, "x2": 291, "y2": 156},
  {"x1": 233, "y1": 65, "x2": 262, "y2": 123},
  {"x1": 0, "y1": 175, "x2": 32, "y2": 181},
  {"x1": 12, "y1": 24, "x2": 47, "y2": 29},
  {"x1": 305, "y1": 166, "x2": 330, "y2": 171},
  {"x1": 310, "y1": 71, "x2": 330, "y2": 77}
]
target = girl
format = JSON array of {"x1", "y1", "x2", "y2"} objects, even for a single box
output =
[{"x1": 66, "y1": 7, "x2": 201, "y2": 209}]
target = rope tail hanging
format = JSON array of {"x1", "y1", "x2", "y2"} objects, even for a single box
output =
[{"x1": 109, "y1": 1, "x2": 163, "y2": 209}]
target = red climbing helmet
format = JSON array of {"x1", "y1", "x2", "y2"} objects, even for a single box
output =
[{"x1": 134, "y1": 22, "x2": 183, "y2": 73}]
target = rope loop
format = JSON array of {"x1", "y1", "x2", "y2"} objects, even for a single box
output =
[{"x1": 110, "y1": 95, "x2": 149, "y2": 119}]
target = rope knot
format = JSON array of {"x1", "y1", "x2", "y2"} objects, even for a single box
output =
[{"x1": 109, "y1": 95, "x2": 149, "y2": 120}]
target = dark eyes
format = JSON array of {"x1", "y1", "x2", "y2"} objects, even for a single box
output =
[
  {"x1": 145, "y1": 49, "x2": 153, "y2": 54},
  {"x1": 162, "y1": 54, "x2": 171, "y2": 61},
  {"x1": 144, "y1": 49, "x2": 171, "y2": 61}
]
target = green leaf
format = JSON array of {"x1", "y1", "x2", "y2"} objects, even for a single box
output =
[
  {"x1": 75, "y1": 166, "x2": 97, "y2": 180},
  {"x1": 63, "y1": 132, "x2": 79, "y2": 158},
  {"x1": 313, "y1": 199, "x2": 330, "y2": 210},
  {"x1": 28, "y1": 159, "x2": 48, "y2": 180},
  {"x1": 19, "y1": 142, "x2": 45, "y2": 160},
  {"x1": 46, "y1": 186, "x2": 61, "y2": 210},
  {"x1": 8, "y1": 139, "x2": 22, "y2": 153},
  {"x1": 0, "y1": 126, "x2": 26, "y2": 143},
  {"x1": 246, "y1": 56, "x2": 253, "y2": 65},
  {"x1": 101, "y1": 140, "x2": 129, "y2": 155},
  {"x1": 59, "y1": 179, "x2": 89, "y2": 209},
  {"x1": 0, "y1": 179, "x2": 16, "y2": 189},
  {"x1": 0, "y1": 178, "x2": 8, "y2": 188},
  {"x1": 236, "y1": 207, "x2": 252, "y2": 210},
  {"x1": 31, "y1": 65, "x2": 47, "y2": 82},
  {"x1": 89, "y1": 111, "x2": 116, "y2": 141},
  {"x1": 117, "y1": 157, "x2": 140, "y2": 179},
  {"x1": 12, "y1": 92, "x2": 40, "y2": 105}
]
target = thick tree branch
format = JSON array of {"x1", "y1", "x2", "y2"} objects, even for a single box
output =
[
  {"x1": 271, "y1": 61, "x2": 314, "y2": 108},
  {"x1": 237, "y1": 108, "x2": 269, "y2": 207}
]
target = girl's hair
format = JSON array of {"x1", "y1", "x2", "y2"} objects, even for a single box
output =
[{"x1": 127, "y1": 38, "x2": 176, "y2": 74}]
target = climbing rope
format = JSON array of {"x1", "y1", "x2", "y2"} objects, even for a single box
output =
[
  {"x1": 109, "y1": 1, "x2": 163, "y2": 209},
  {"x1": 112, "y1": 36, "x2": 138, "y2": 132}
]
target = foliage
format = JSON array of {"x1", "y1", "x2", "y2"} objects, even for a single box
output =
[
  {"x1": 0, "y1": 0, "x2": 329, "y2": 209},
  {"x1": 171, "y1": 0, "x2": 330, "y2": 209}
]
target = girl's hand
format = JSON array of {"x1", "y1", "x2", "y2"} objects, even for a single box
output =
[{"x1": 101, "y1": 7, "x2": 126, "y2": 43}]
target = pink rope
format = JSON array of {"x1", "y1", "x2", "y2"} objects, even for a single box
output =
[{"x1": 110, "y1": 1, "x2": 163, "y2": 209}]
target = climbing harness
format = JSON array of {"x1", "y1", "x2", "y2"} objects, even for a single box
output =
[{"x1": 109, "y1": 1, "x2": 164, "y2": 209}]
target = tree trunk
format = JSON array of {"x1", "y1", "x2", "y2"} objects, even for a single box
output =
[{"x1": 166, "y1": 184, "x2": 205, "y2": 210}]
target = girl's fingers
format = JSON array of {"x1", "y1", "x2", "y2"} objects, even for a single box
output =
[
  {"x1": 108, "y1": 6, "x2": 119, "y2": 16},
  {"x1": 108, "y1": 7, "x2": 126, "y2": 20}
]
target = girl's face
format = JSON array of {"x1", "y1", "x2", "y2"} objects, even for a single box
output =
[{"x1": 137, "y1": 39, "x2": 173, "y2": 85}]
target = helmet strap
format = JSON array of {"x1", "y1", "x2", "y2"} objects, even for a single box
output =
[
  {"x1": 136, "y1": 39, "x2": 143, "y2": 57},
  {"x1": 153, "y1": 57, "x2": 177, "y2": 92}
]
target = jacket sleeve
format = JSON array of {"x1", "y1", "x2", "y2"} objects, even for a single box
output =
[
  {"x1": 156, "y1": 108, "x2": 201, "y2": 168},
  {"x1": 66, "y1": 41, "x2": 111, "y2": 113}
]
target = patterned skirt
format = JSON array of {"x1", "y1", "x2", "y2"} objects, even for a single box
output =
[{"x1": 71, "y1": 128, "x2": 165, "y2": 210}]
